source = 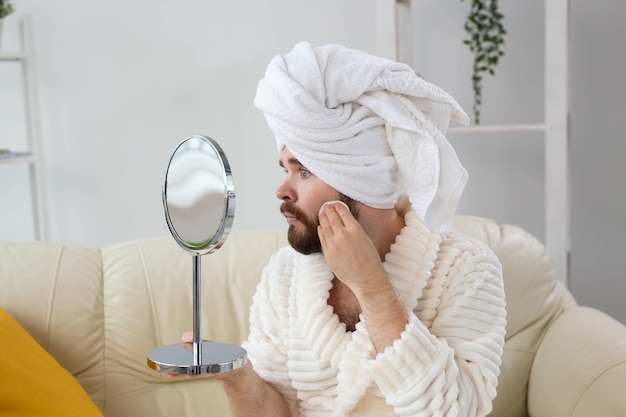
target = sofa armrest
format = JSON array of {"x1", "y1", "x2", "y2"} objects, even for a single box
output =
[{"x1": 528, "y1": 306, "x2": 626, "y2": 417}]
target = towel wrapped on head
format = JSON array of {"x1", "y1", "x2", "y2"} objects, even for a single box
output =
[{"x1": 254, "y1": 41, "x2": 470, "y2": 235}]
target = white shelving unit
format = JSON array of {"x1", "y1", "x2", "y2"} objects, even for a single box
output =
[
  {"x1": 376, "y1": 0, "x2": 571, "y2": 285},
  {"x1": 0, "y1": 15, "x2": 49, "y2": 240}
]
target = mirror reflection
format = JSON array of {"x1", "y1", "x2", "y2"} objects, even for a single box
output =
[{"x1": 163, "y1": 135, "x2": 234, "y2": 254}]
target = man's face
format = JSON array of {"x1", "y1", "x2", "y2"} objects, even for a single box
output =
[{"x1": 276, "y1": 147, "x2": 356, "y2": 254}]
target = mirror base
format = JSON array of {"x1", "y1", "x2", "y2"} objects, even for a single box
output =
[{"x1": 147, "y1": 342, "x2": 247, "y2": 375}]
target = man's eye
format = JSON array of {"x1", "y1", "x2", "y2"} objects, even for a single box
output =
[{"x1": 300, "y1": 169, "x2": 311, "y2": 178}]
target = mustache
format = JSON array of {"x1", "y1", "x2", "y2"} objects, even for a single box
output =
[{"x1": 280, "y1": 202, "x2": 313, "y2": 224}]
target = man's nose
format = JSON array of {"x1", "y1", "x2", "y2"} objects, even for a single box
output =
[{"x1": 276, "y1": 179, "x2": 295, "y2": 202}]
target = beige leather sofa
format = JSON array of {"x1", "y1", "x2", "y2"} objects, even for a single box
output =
[{"x1": 1, "y1": 215, "x2": 625, "y2": 417}]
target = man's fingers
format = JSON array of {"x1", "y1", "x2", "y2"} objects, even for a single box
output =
[
  {"x1": 182, "y1": 330, "x2": 193, "y2": 343},
  {"x1": 181, "y1": 330, "x2": 211, "y2": 343}
]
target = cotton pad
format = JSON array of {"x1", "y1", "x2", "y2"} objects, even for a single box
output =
[{"x1": 319, "y1": 200, "x2": 350, "y2": 217}]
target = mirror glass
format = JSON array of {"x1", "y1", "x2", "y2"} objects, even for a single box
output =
[{"x1": 163, "y1": 135, "x2": 235, "y2": 254}]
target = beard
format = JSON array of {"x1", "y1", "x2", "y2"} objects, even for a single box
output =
[
  {"x1": 280, "y1": 195, "x2": 358, "y2": 255},
  {"x1": 280, "y1": 202, "x2": 321, "y2": 255}
]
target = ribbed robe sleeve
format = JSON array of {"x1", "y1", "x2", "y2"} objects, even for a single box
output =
[
  {"x1": 364, "y1": 237, "x2": 506, "y2": 417},
  {"x1": 242, "y1": 247, "x2": 299, "y2": 414}
]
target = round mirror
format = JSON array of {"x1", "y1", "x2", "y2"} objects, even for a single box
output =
[
  {"x1": 148, "y1": 134, "x2": 246, "y2": 375},
  {"x1": 162, "y1": 135, "x2": 235, "y2": 254}
]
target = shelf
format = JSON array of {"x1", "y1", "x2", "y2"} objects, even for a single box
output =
[
  {"x1": 448, "y1": 124, "x2": 546, "y2": 134},
  {"x1": 388, "y1": 0, "x2": 570, "y2": 285},
  {"x1": 1, "y1": 15, "x2": 49, "y2": 241},
  {"x1": 0, "y1": 52, "x2": 27, "y2": 61},
  {"x1": 0, "y1": 151, "x2": 35, "y2": 164}
]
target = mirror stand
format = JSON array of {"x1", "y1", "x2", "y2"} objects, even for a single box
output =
[{"x1": 147, "y1": 254, "x2": 247, "y2": 375}]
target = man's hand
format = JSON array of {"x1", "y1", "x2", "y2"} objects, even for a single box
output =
[
  {"x1": 167, "y1": 332, "x2": 291, "y2": 416},
  {"x1": 317, "y1": 202, "x2": 409, "y2": 352},
  {"x1": 317, "y1": 202, "x2": 388, "y2": 299},
  {"x1": 166, "y1": 332, "x2": 246, "y2": 381}
]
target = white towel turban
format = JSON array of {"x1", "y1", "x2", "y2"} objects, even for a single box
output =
[{"x1": 254, "y1": 41, "x2": 470, "y2": 235}]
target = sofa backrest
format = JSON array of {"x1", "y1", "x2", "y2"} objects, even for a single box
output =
[
  {"x1": 100, "y1": 231, "x2": 288, "y2": 417},
  {"x1": 0, "y1": 242, "x2": 105, "y2": 409}
]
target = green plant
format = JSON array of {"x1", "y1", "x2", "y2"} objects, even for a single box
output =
[
  {"x1": 0, "y1": 0, "x2": 14, "y2": 19},
  {"x1": 461, "y1": 0, "x2": 506, "y2": 124}
]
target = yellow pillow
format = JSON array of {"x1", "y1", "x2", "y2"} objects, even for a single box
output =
[{"x1": 0, "y1": 308, "x2": 104, "y2": 416}]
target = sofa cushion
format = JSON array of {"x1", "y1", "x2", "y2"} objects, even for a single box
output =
[{"x1": 0, "y1": 308, "x2": 104, "y2": 416}]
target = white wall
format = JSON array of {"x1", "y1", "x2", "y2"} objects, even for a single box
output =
[
  {"x1": 1, "y1": 0, "x2": 380, "y2": 244},
  {"x1": 1, "y1": 0, "x2": 625, "y2": 324}
]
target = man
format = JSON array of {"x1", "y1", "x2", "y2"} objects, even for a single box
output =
[{"x1": 183, "y1": 41, "x2": 507, "y2": 417}]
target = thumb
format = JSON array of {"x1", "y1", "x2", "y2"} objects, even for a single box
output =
[{"x1": 181, "y1": 330, "x2": 194, "y2": 343}]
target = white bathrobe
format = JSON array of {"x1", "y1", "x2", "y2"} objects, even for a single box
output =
[{"x1": 243, "y1": 205, "x2": 507, "y2": 417}]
